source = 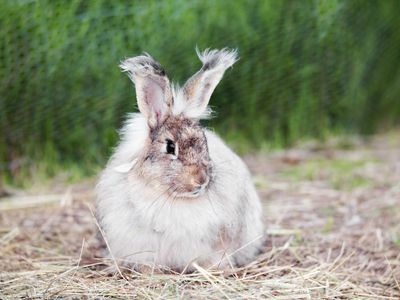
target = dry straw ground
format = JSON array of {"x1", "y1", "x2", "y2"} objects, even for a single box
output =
[{"x1": 1, "y1": 133, "x2": 399, "y2": 299}]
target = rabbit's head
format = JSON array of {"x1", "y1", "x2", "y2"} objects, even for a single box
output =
[{"x1": 119, "y1": 49, "x2": 237, "y2": 198}]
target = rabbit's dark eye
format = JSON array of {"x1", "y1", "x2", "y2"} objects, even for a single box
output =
[{"x1": 166, "y1": 139, "x2": 175, "y2": 155}]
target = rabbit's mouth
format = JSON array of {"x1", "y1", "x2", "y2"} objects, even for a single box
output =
[
  {"x1": 176, "y1": 189, "x2": 205, "y2": 198},
  {"x1": 173, "y1": 178, "x2": 210, "y2": 199},
  {"x1": 188, "y1": 186, "x2": 205, "y2": 197}
]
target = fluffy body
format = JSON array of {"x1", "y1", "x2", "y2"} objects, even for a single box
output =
[{"x1": 96, "y1": 48, "x2": 264, "y2": 272}]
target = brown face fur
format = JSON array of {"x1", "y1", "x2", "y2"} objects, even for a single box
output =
[{"x1": 135, "y1": 115, "x2": 212, "y2": 198}]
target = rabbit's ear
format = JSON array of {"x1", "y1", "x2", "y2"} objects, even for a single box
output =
[
  {"x1": 181, "y1": 48, "x2": 238, "y2": 118},
  {"x1": 120, "y1": 55, "x2": 173, "y2": 128}
]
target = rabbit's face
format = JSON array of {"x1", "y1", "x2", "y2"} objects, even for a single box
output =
[
  {"x1": 138, "y1": 115, "x2": 212, "y2": 198},
  {"x1": 120, "y1": 49, "x2": 237, "y2": 199}
]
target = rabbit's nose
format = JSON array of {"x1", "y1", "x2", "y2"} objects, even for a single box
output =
[
  {"x1": 196, "y1": 169, "x2": 208, "y2": 186},
  {"x1": 189, "y1": 169, "x2": 208, "y2": 189}
]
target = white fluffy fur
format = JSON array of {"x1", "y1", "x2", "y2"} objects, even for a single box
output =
[
  {"x1": 96, "y1": 49, "x2": 263, "y2": 272},
  {"x1": 96, "y1": 115, "x2": 263, "y2": 271}
]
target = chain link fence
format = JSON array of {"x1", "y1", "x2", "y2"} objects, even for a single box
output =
[{"x1": 1, "y1": 0, "x2": 400, "y2": 181}]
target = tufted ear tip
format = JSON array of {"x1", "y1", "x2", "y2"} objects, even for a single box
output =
[
  {"x1": 196, "y1": 48, "x2": 239, "y2": 71},
  {"x1": 119, "y1": 54, "x2": 166, "y2": 80}
]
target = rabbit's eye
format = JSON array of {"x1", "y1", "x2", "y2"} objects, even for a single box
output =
[{"x1": 166, "y1": 139, "x2": 176, "y2": 155}]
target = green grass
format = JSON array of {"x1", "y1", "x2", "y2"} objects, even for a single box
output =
[
  {"x1": 2, "y1": 158, "x2": 100, "y2": 190},
  {"x1": 1, "y1": 0, "x2": 400, "y2": 183},
  {"x1": 281, "y1": 157, "x2": 375, "y2": 190}
]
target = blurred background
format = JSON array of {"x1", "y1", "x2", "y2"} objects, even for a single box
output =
[{"x1": 1, "y1": 0, "x2": 399, "y2": 186}]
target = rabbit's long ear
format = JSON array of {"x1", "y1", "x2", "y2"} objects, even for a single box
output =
[
  {"x1": 181, "y1": 48, "x2": 238, "y2": 118},
  {"x1": 120, "y1": 55, "x2": 173, "y2": 128}
]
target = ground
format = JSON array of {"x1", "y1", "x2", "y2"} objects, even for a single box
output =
[{"x1": 0, "y1": 133, "x2": 399, "y2": 299}]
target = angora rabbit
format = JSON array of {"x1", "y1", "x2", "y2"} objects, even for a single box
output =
[{"x1": 96, "y1": 48, "x2": 264, "y2": 272}]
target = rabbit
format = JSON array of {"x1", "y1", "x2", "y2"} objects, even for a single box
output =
[{"x1": 95, "y1": 48, "x2": 264, "y2": 273}]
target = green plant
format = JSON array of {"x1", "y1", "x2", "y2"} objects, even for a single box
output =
[{"x1": 1, "y1": 0, "x2": 399, "y2": 183}]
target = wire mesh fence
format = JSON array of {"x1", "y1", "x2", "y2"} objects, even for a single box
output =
[{"x1": 1, "y1": 0, "x2": 400, "y2": 181}]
